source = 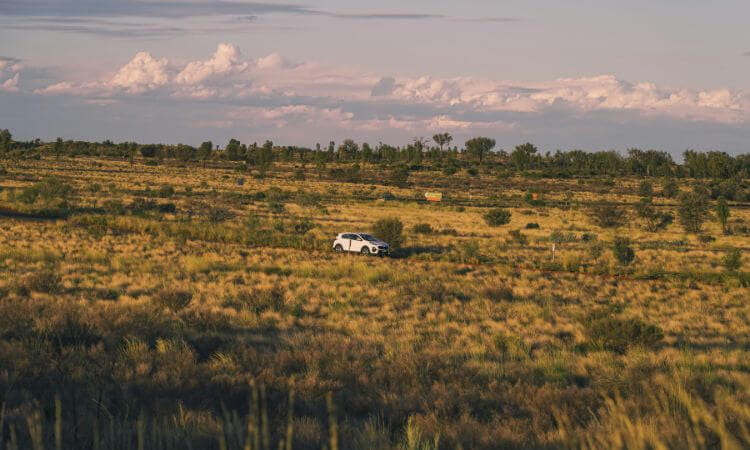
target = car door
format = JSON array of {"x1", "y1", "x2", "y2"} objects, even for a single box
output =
[
  {"x1": 351, "y1": 234, "x2": 366, "y2": 252},
  {"x1": 341, "y1": 234, "x2": 355, "y2": 252}
]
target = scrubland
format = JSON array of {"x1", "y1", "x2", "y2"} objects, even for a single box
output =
[{"x1": 1, "y1": 157, "x2": 749, "y2": 449}]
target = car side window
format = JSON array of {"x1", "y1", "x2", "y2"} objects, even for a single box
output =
[
  {"x1": 342, "y1": 234, "x2": 355, "y2": 239},
  {"x1": 353, "y1": 235, "x2": 363, "y2": 241}
]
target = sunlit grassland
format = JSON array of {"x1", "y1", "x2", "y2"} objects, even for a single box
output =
[{"x1": 0, "y1": 157, "x2": 748, "y2": 449}]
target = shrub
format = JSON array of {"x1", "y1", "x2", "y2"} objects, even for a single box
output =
[
  {"x1": 637, "y1": 180, "x2": 653, "y2": 197},
  {"x1": 483, "y1": 208, "x2": 512, "y2": 227},
  {"x1": 723, "y1": 248, "x2": 742, "y2": 272},
  {"x1": 19, "y1": 177, "x2": 75, "y2": 205},
  {"x1": 507, "y1": 229, "x2": 528, "y2": 245},
  {"x1": 662, "y1": 178, "x2": 679, "y2": 198},
  {"x1": 612, "y1": 237, "x2": 635, "y2": 266},
  {"x1": 372, "y1": 217, "x2": 404, "y2": 249},
  {"x1": 482, "y1": 285, "x2": 515, "y2": 302},
  {"x1": 550, "y1": 231, "x2": 577, "y2": 243},
  {"x1": 466, "y1": 167, "x2": 479, "y2": 177},
  {"x1": 268, "y1": 201, "x2": 286, "y2": 214},
  {"x1": 588, "y1": 203, "x2": 627, "y2": 228},
  {"x1": 442, "y1": 166, "x2": 458, "y2": 176},
  {"x1": 524, "y1": 222, "x2": 540, "y2": 229},
  {"x1": 153, "y1": 288, "x2": 193, "y2": 312},
  {"x1": 587, "y1": 241, "x2": 606, "y2": 261},
  {"x1": 158, "y1": 184, "x2": 175, "y2": 198},
  {"x1": 635, "y1": 197, "x2": 673, "y2": 232},
  {"x1": 583, "y1": 314, "x2": 664, "y2": 354},
  {"x1": 230, "y1": 287, "x2": 285, "y2": 313},
  {"x1": 388, "y1": 168, "x2": 409, "y2": 187},
  {"x1": 697, "y1": 234, "x2": 715, "y2": 244},
  {"x1": 17, "y1": 268, "x2": 62, "y2": 294},
  {"x1": 291, "y1": 216, "x2": 315, "y2": 234},
  {"x1": 412, "y1": 223, "x2": 434, "y2": 234},
  {"x1": 293, "y1": 169, "x2": 306, "y2": 181},
  {"x1": 381, "y1": 191, "x2": 396, "y2": 201},
  {"x1": 678, "y1": 190, "x2": 710, "y2": 234},
  {"x1": 207, "y1": 206, "x2": 235, "y2": 223},
  {"x1": 716, "y1": 197, "x2": 730, "y2": 234}
]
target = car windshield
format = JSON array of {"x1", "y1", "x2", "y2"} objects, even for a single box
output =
[{"x1": 360, "y1": 234, "x2": 379, "y2": 242}]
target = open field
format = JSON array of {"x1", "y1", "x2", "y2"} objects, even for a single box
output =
[{"x1": 1, "y1": 156, "x2": 749, "y2": 449}]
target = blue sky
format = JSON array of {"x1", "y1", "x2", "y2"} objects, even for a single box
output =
[{"x1": 1, "y1": 1, "x2": 749, "y2": 155}]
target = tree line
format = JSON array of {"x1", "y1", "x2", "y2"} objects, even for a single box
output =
[{"x1": 1, "y1": 128, "x2": 748, "y2": 179}]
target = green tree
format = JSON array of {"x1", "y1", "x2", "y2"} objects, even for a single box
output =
[
  {"x1": 510, "y1": 142, "x2": 537, "y2": 170},
  {"x1": 723, "y1": 248, "x2": 742, "y2": 272},
  {"x1": 372, "y1": 217, "x2": 404, "y2": 250},
  {"x1": 662, "y1": 178, "x2": 679, "y2": 198},
  {"x1": 677, "y1": 190, "x2": 710, "y2": 234},
  {"x1": 432, "y1": 133, "x2": 453, "y2": 151},
  {"x1": 225, "y1": 138, "x2": 242, "y2": 161},
  {"x1": 716, "y1": 197, "x2": 730, "y2": 235},
  {"x1": 483, "y1": 208, "x2": 512, "y2": 227},
  {"x1": 612, "y1": 237, "x2": 635, "y2": 266},
  {"x1": 198, "y1": 141, "x2": 213, "y2": 167},
  {"x1": 54, "y1": 137, "x2": 64, "y2": 160},
  {"x1": 635, "y1": 197, "x2": 673, "y2": 232},
  {"x1": 465, "y1": 137, "x2": 496, "y2": 165},
  {"x1": 637, "y1": 180, "x2": 653, "y2": 197},
  {"x1": 0, "y1": 129, "x2": 12, "y2": 154}
]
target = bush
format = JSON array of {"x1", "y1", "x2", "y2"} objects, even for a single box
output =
[
  {"x1": 207, "y1": 206, "x2": 235, "y2": 223},
  {"x1": 507, "y1": 229, "x2": 528, "y2": 245},
  {"x1": 483, "y1": 208, "x2": 512, "y2": 227},
  {"x1": 293, "y1": 169, "x2": 306, "y2": 181},
  {"x1": 19, "y1": 177, "x2": 75, "y2": 205},
  {"x1": 612, "y1": 237, "x2": 635, "y2": 266},
  {"x1": 388, "y1": 168, "x2": 409, "y2": 187},
  {"x1": 723, "y1": 248, "x2": 742, "y2": 272},
  {"x1": 482, "y1": 285, "x2": 515, "y2": 302},
  {"x1": 412, "y1": 223, "x2": 434, "y2": 234},
  {"x1": 372, "y1": 217, "x2": 404, "y2": 249},
  {"x1": 158, "y1": 184, "x2": 175, "y2": 198},
  {"x1": 662, "y1": 178, "x2": 679, "y2": 198},
  {"x1": 635, "y1": 197, "x2": 673, "y2": 232},
  {"x1": 588, "y1": 203, "x2": 627, "y2": 228},
  {"x1": 525, "y1": 222, "x2": 540, "y2": 229},
  {"x1": 678, "y1": 190, "x2": 710, "y2": 234},
  {"x1": 584, "y1": 314, "x2": 664, "y2": 354},
  {"x1": 17, "y1": 268, "x2": 62, "y2": 294},
  {"x1": 637, "y1": 180, "x2": 653, "y2": 197},
  {"x1": 697, "y1": 234, "x2": 715, "y2": 244},
  {"x1": 153, "y1": 288, "x2": 193, "y2": 312}
]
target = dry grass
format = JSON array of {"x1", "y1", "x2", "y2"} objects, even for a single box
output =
[{"x1": 0, "y1": 156, "x2": 748, "y2": 448}]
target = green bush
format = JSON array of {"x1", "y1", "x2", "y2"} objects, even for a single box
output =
[
  {"x1": 17, "y1": 268, "x2": 62, "y2": 295},
  {"x1": 483, "y1": 208, "x2": 512, "y2": 227},
  {"x1": 678, "y1": 190, "x2": 710, "y2": 234},
  {"x1": 584, "y1": 314, "x2": 664, "y2": 354},
  {"x1": 153, "y1": 288, "x2": 193, "y2": 312},
  {"x1": 507, "y1": 229, "x2": 528, "y2": 245},
  {"x1": 724, "y1": 248, "x2": 742, "y2": 272},
  {"x1": 637, "y1": 180, "x2": 653, "y2": 197},
  {"x1": 372, "y1": 217, "x2": 404, "y2": 249},
  {"x1": 588, "y1": 203, "x2": 627, "y2": 228},
  {"x1": 207, "y1": 206, "x2": 235, "y2": 223},
  {"x1": 612, "y1": 237, "x2": 635, "y2": 266},
  {"x1": 412, "y1": 223, "x2": 434, "y2": 234}
]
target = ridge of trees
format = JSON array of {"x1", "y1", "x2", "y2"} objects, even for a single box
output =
[{"x1": 1, "y1": 128, "x2": 749, "y2": 179}]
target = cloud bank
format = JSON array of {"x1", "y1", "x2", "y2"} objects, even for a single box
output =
[{"x1": 0, "y1": 57, "x2": 22, "y2": 92}]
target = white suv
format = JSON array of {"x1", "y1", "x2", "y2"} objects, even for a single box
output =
[{"x1": 333, "y1": 232, "x2": 390, "y2": 256}]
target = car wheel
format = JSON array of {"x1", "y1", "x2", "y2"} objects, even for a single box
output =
[
  {"x1": 334, "y1": 244, "x2": 343, "y2": 252},
  {"x1": 360, "y1": 247, "x2": 371, "y2": 255}
]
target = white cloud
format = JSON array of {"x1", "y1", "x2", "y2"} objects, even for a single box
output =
[
  {"x1": 31, "y1": 43, "x2": 750, "y2": 133},
  {"x1": 0, "y1": 57, "x2": 22, "y2": 93},
  {"x1": 175, "y1": 43, "x2": 248, "y2": 85},
  {"x1": 110, "y1": 51, "x2": 169, "y2": 93}
]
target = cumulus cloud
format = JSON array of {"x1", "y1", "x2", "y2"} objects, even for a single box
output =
[
  {"x1": 175, "y1": 43, "x2": 248, "y2": 85},
  {"x1": 31, "y1": 42, "x2": 750, "y2": 136},
  {"x1": 110, "y1": 51, "x2": 169, "y2": 93},
  {"x1": 0, "y1": 56, "x2": 22, "y2": 92}
]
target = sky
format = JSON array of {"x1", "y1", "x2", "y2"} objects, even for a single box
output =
[{"x1": 1, "y1": 0, "x2": 750, "y2": 156}]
